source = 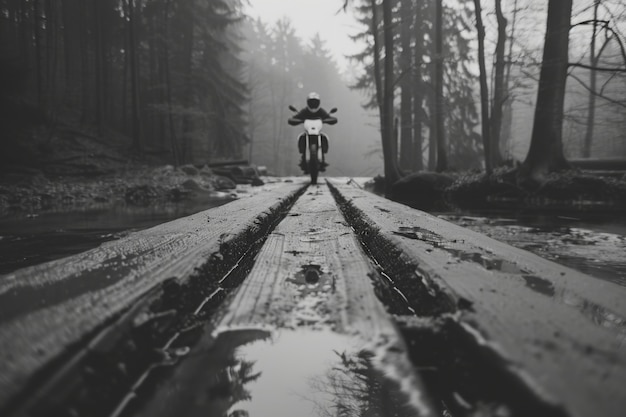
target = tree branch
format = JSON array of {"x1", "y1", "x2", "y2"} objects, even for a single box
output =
[
  {"x1": 569, "y1": 73, "x2": 626, "y2": 108},
  {"x1": 568, "y1": 62, "x2": 626, "y2": 72},
  {"x1": 599, "y1": 71, "x2": 618, "y2": 96},
  {"x1": 571, "y1": 18, "x2": 626, "y2": 66},
  {"x1": 571, "y1": 19, "x2": 610, "y2": 28}
]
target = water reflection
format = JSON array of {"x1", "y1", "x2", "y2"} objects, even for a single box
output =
[
  {"x1": 443, "y1": 248, "x2": 527, "y2": 274},
  {"x1": 132, "y1": 329, "x2": 422, "y2": 417},
  {"x1": 521, "y1": 275, "x2": 556, "y2": 297},
  {"x1": 438, "y1": 212, "x2": 626, "y2": 287},
  {"x1": 227, "y1": 329, "x2": 419, "y2": 417},
  {"x1": 308, "y1": 349, "x2": 418, "y2": 417},
  {"x1": 0, "y1": 198, "x2": 232, "y2": 274}
]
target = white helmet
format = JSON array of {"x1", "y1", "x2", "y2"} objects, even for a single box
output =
[{"x1": 306, "y1": 92, "x2": 321, "y2": 112}]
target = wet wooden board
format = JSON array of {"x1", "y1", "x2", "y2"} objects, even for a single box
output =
[
  {"x1": 216, "y1": 184, "x2": 436, "y2": 416},
  {"x1": 0, "y1": 180, "x2": 306, "y2": 410},
  {"x1": 329, "y1": 179, "x2": 626, "y2": 417}
]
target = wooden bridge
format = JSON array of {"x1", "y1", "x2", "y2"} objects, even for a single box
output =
[{"x1": 1, "y1": 178, "x2": 625, "y2": 417}]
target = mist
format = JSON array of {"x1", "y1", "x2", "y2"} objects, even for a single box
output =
[{"x1": 240, "y1": 17, "x2": 382, "y2": 177}]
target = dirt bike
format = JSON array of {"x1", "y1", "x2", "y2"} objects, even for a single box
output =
[{"x1": 288, "y1": 105, "x2": 337, "y2": 185}]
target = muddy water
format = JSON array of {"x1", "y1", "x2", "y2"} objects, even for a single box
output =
[
  {"x1": 438, "y1": 212, "x2": 626, "y2": 287},
  {"x1": 0, "y1": 198, "x2": 233, "y2": 274}
]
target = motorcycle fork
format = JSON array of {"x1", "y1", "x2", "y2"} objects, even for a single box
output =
[{"x1": 306, "y1": 134, "x2": 323, "y2": 162}]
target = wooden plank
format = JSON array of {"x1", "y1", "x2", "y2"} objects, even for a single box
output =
[
  {"x1": 329, "y1": 179, "x2": 626, "y2": 417},
  {"x1": 215, "y1": 184, "x2": 436, "y2": 416},
  {"x1": 0, "y1": 180, "x2": 307, "y2": 410}
]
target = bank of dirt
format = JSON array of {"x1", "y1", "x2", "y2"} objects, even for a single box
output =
[
  {"x1": 379, "y1": 167, "x2": 626, "y2": 213},
  {"x1": 0, "y1": 115, "x2": 261, "y2": 218},
  {"x1": 0, "y1": 164, "x2": 246, "y2": 218}
]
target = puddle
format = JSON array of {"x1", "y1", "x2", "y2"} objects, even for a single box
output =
[
  {"x1": 438, "y1": 213, "x2": 626, "y2": 287},
  {"x1": 444, "y1": 248, "x2": 527, "y2": 274},
  {"x1": 521, "y1": 275, "x2": 556, "y2": 297},
  {"x1": 0, "y1": 199, "x2": 233, "y2": 275},
  {"x1": 444, "y1": 250, "x2": 626, "y2": 336},
  {"x1": 0, "y1": 256, "x2": 133, "y2": 324},
  {"x1": 132, "y1": 329, "x2": 423, "y2": 417}
]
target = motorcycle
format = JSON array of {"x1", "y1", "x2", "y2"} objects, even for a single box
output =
[{"x1": 288, "y1": 105, "x2": 337, "y2": 185}]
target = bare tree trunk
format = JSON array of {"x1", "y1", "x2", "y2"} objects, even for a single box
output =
[
  {"x1": 148, "y1": 13, "x2": 158, "y2": 147},
  {"x1": 270, "y1": 84, "x2": 279, "y2": 174},
  {"x1": 79, "y1": 0, "x2": 89, "y2": 123},
  {"x1": 399, "y1": 2, "x2": 413, "y2": 171},
  {"x1": 381, "y1": 0, "x2": 402, "y2": 187},
  {"x1": 370, "y1": 0, "x2": 385, "y2": 175},
  {"x1": 122, "y1": 13, "x2": 129, "y2": 130},
  {"x1": 370, "y1": 0, "x2": 398, "y2": 185},
  {"x1": 61, "y1": 0, "x2": 81, "y2": 106},
  {"x1": 473, "y1": 0, "x2": 492, "y2": 174},
  {"x1": 127, "y1": 0, "x2": 143, "y2": 152},
  {"x1": 370, "y1": 0, "x2": 383, "y2": 120},
  {"x1": 434, "y1": 0, "x2": 447, "y2": 172},
  {"x1": 582, "y1": 0, "x2": 599, "y2": 158},
  {"x1": 501, "y1": 0, "x2": 519, "y2": 157},
  {"x1": 94, "y1": 0, "x2": 105, "y2": 132},
  {"x1": 278, "y1": 74, "x2": 288, "y2": 176},
  {"x1": 412, "y1": 3, "x2": 424, "y2": 171},
  {"x1": 19, "y1": 1, "x2": 30, "y2": 72},
  {"x1": 520, "y1": 0, "x2": 572, "y2": 182},
  {"x1": 33, "y1": 0, "x2": 44, "y2": 110},
  {"x1": 44, "y1": 0, "x2": 54, "y2": 114},
  {"x1": 162, "y1": 0, "x2": 179, "y2": 165},
  {"x1": 491, "y1": 0, "x2": 506, "y2": 167}
]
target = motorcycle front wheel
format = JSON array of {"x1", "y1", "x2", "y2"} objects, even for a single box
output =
[{"x1": 308, "y1": 143, "x2": 319, "y2": 185}]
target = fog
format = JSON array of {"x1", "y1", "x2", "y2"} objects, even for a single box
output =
[{"x1": 239, "y1": 8, "x2": 383, "y2": 177}]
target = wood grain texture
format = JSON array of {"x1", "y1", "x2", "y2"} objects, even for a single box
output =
[
  {"x1": 217, "y1": 184, "x2": 436, "y2": 416},
  {"x1": 329, "y1": 179, "x2": 626, "y2": 417},
  {"x1": 0, "y1": 180, "x2": 306, "y2": 409},
  {"x1": 218, "y1": 185, "x2": 397, "y2": 335}
]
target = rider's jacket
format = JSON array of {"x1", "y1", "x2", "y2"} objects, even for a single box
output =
[{"x1": 288, "y1": 107, "x2": 337, "y2": 126}]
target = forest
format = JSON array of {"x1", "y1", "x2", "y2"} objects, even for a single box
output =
[
  {"x1": 0, "y1": 0, "x2": 625, "y2": 198},
  {"x1": 0, "y1": 0, "x2": 249, "y2": 168},
  {"x1": 344, "y1": 0, "x2": 626, "y2": 192}
]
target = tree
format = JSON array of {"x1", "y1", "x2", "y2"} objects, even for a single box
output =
[
  {"x1": 411, "y1": 1, "x2": 425, "y2": 171},
  {"x1": 434, "y1": 0, "x2": 447, "y2": 172},
  {"x1": 520, "y1": 0, "x2": 572, "y2": 183},
  {"x1": 0, "y1": 0, "x2": 249, "y2": 167},
  {"x1": 125, "y1": 0, "x2": 143, "y2": 152},
  {"x1": 583, "y1": 0, "x2": 600, "y2": 158},
  {"x1": 381, "y1": 0, "x2": 403, "y2": 185},
  {"x1": 399, "y1": 1, "x2": 413, "y2": 171},
  {"x1": 490, "y1": 0, "x2": 506, "y2": 167},
  {"x1": 473, "y1": 0, "x2": 491, "y2": 174},
  {"x1": 349, "y1": 0, "x2": 479, "y2": 173},
  {"x1": 350, "y1": 0, "x2": 402, "y2": 187},
  {"x1": 268, "y1": 18, "x2": 302, "y2": 175},
  {"x1": 500, "y1": 0, "x2": 520, "y2": 157}
]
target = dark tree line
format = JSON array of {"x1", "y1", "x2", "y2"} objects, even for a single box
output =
[
  {"x1": 0, "y1": 0, "x2": 248, "y2": 165},
  {"x1": 2, "y1": 0, "x2": 623, "y2": 179}
]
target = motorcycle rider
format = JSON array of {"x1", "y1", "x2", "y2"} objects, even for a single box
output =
[{"x1": 288, "y1": 92, "x2": 337, "y2": 172}]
